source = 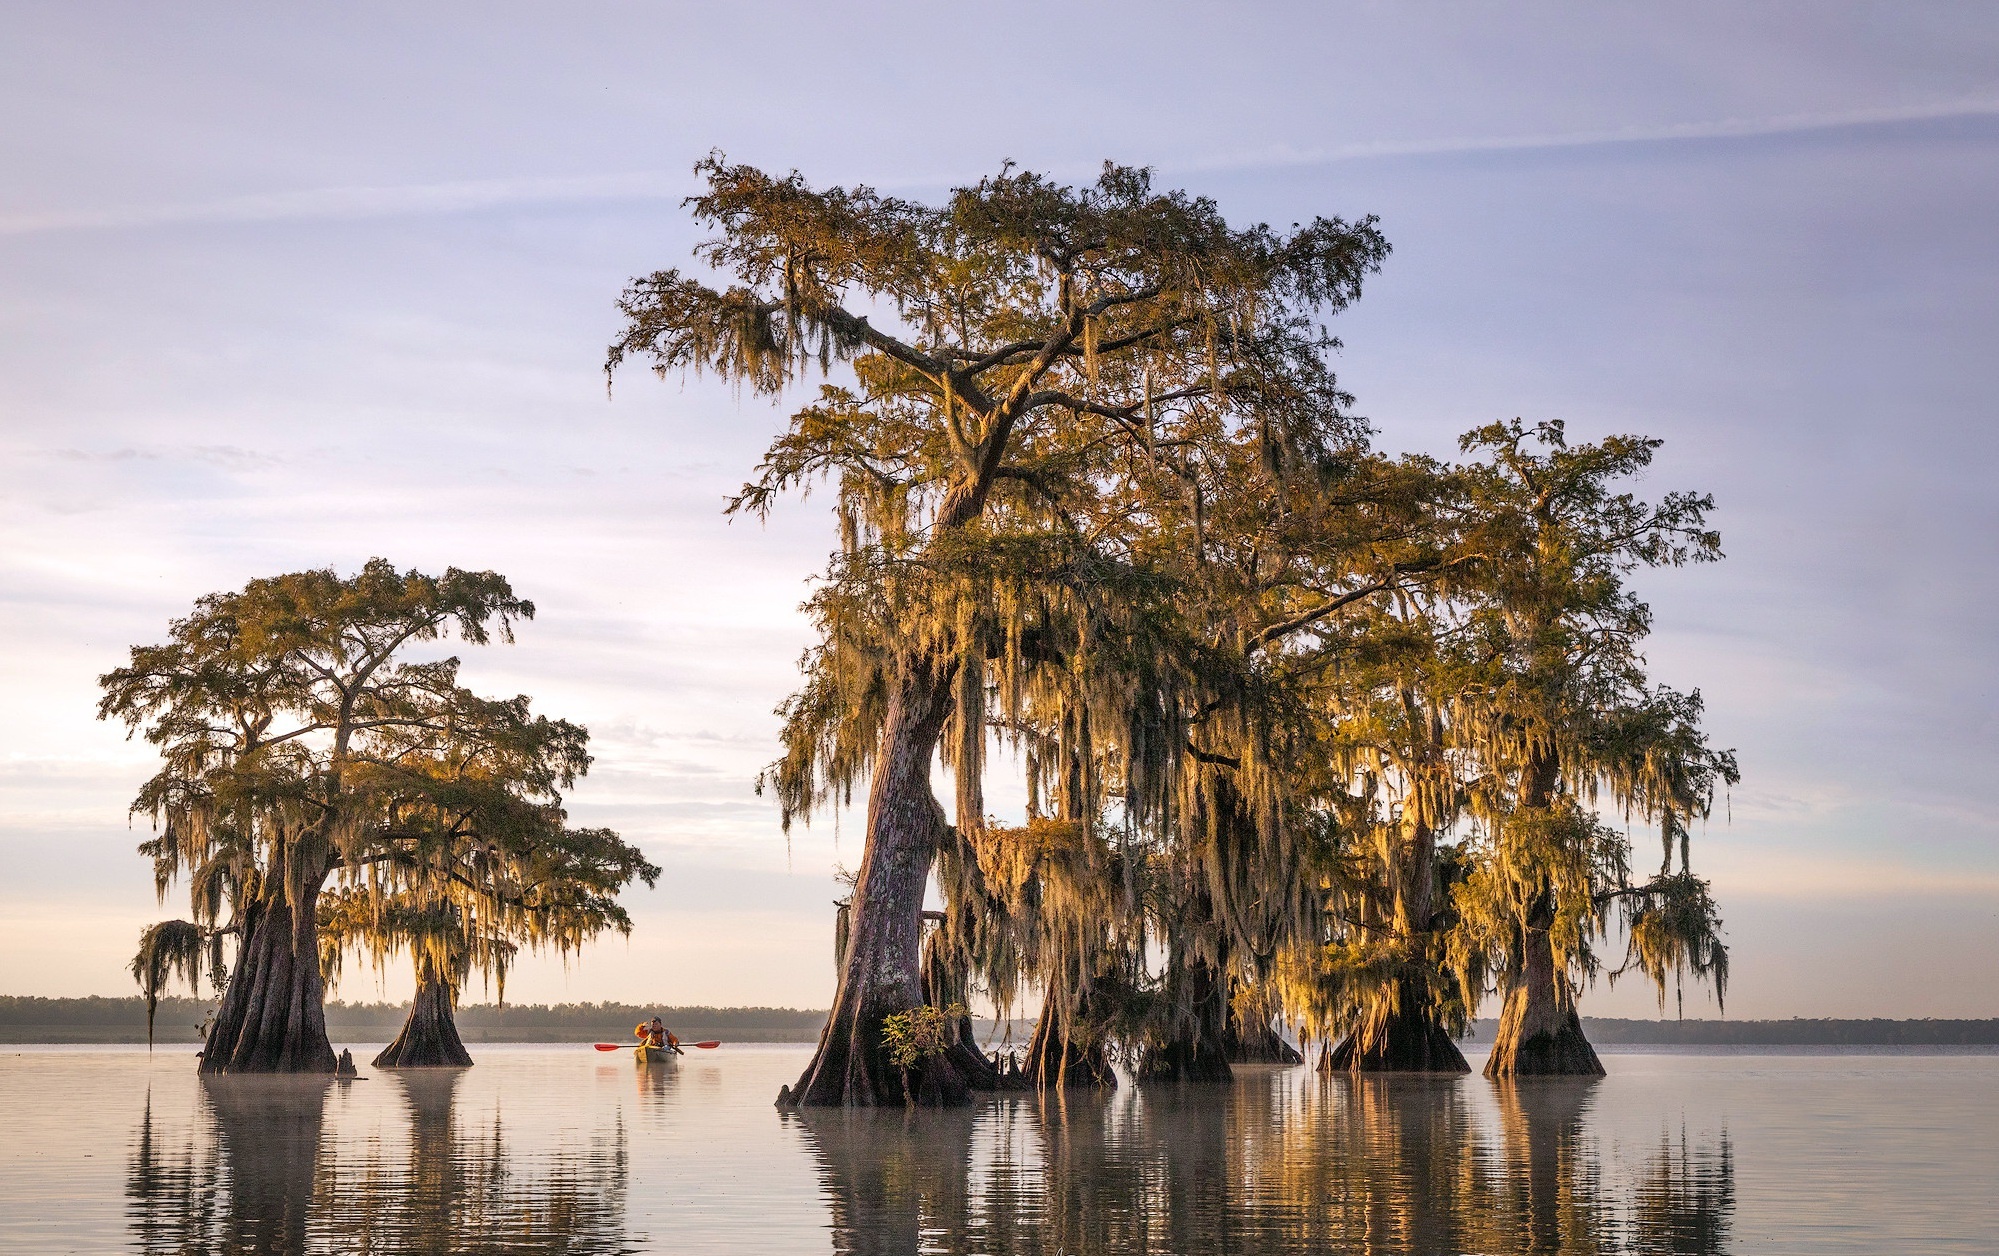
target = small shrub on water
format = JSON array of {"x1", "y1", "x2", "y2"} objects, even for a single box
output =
[{"x1": 882, "y1": 1004, "x2": 965, "y2": 1070}]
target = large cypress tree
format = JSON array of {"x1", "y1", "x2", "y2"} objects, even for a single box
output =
[
  {"x1": 328, "y1": 707, "x2": 656, "y2": 1068},
  {"x1": 1301, "y1": 581, "x2": 1484, "y2": 1075},
  {"x1": 610, "y1": 158, "x2": 1389, "y2": 1106},
  {"x1": 111, "y1": 560, "x2": 654, "y2": 1072},
  {"x1": 1446, "y1": 421, "x2": 1735, "y2": 1076}
]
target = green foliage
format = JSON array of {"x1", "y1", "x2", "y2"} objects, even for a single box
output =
[
  {"x1": 612, "y1": 159, "x2": 1739, "y2": 1073},
  {"x1": 611, "y1": 158, "x2": 1390, "y2": 834},
  {"x1": 105, "y1": 560, "x2": 659, "y2": 1021},
  {"x1": 882, "y1": 1003, "x2": 968, "y2": 1071},
  {"x1": 1614, "y1": 872, "x2": 1730, "y2": 1014},
  {"x1": 130, "y1": 920, "x2": 208, "y2": 1046}
]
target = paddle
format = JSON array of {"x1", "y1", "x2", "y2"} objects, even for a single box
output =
[{"x1": 592, "y1": 1041, "x2": 722, "y2": 1050}]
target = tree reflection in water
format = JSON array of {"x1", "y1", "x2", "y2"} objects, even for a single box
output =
[
  {"x1": 792, "y1": 1070, "x2": 1735, "y2": 1255},
  {"x1": 127, "y1": 1073, "x2": 632, "y2": 1255},
  {"x1": 124, "y1": 1064, "x2": 1729, "y2": 1254},
  {"x1": 128, "y1": 1077, "x2": 329, "y2": 1255},
  {"x1": 1627, "y1": 1124, "x2": 1735, "y2": 1256}
]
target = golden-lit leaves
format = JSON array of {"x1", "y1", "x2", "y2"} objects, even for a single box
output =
[
  {"x1": 105, "y1": 561, "x2": 656, "y2": 1010},
  {"x1": 615, "y1": 158, "x2": 1737, "y2": 1058}
]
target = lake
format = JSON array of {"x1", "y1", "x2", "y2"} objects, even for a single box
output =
[{"x1": 1, "y1": 1044, "x2": 1991, "y2": 1253}]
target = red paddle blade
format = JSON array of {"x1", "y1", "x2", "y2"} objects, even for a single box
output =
[
  {"x1": 593, "y1": 1043, "x2": 624, "y2": 1051},
  {"x1": 693, "y1": 1041, "x2": 721, "y2": 1049}
]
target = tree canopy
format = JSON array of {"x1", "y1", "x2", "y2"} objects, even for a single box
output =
[
  {"x1": 608, "y1": 158, "x2": 1739, "y2": 1101},
  {"x1": 612, "y1": 157, "x2": 1425, "y2": 1104},
  {"x1": 109, "y1": 560, "x2": 656, "y2": 1069}
]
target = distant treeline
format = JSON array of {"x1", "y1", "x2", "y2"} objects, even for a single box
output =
[
  {"x1": 0, "y1": 996, "x2": 827, "y2": 1044},
  {"x1": 6, "y1": 997, "x2": 1995, "y2": 1046},
  {"x1": 1465, "y1": 1017, "x2": 1999, "y2": 1046}
]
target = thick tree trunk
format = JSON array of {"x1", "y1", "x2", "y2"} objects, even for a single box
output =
[
  {"x1": 200, "y1": 885, "x2": 336, "y2": 1075},
  {"x1": 1137, "y1": 951, "x2": 1234, "y2": 1084},
  {"x1": 1324, "y1": 976, "x2": 1470, "y2": 1073},
  {"x1": 1486, "y1": 749, "x2": 1604, "y2": 1078},
  {"x1": 1483, "y1": 914, "x2": 1604, "y2": 1078},
  {"x1": 374, "y1": 958, "x2": 474, "y2": 1068},
  {"x1": 1326, "y1": 793, "x2": 1465, "y2": 1072},
  {"x1": 1140, "y1": 1031, "x2": 1234, "y2": 1083},
  {"x1": 1023, "y1": 1001, "x2": 1117, "y2": 1088},
  {"x1": 781, "y1": 662, "x2": 979, "y2": 1108}
]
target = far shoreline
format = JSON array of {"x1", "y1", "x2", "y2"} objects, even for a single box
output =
[{"x1": 2, "y1": 997, "x2": 1994, "y2": 1047}]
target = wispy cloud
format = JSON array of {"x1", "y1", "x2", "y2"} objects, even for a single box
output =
[
  {"x1": 0, "y1": 171, "x2": 689, "y2": 237},
  {"x1": 1184, "y1": 96, "x2": 1999, "y2": 174},
  {"x1": 9, "y1": 98, "x2": 1997, "y2": 239},
  {"x1": 42, "y1": 445, "x2": 287, "y2": 470}
]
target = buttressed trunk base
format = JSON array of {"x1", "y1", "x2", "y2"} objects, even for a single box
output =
[
  {"x1": 200, "y1": 891, "x2": 337, "y2": 1075},
  {"x1": 1483, "y1": 926, "x2": 1604, "y2": 1078},
  {"x1": 920, "y1": 928, "x2": 1010, "y2": 1094},
  {"x1": 1137, "y1": 955, "x2": 1234, "y2": 1084},
  {"x1": 1226, "y1": 1007, "x2": 1305, "y2": 1065},
  {"x1": 1323, "y1": 977, "x2": 1470, "y2": 1074},
  {"x1": 1023, "y1": 1004, "x2": 1117, "y2": 1089},
  {"x1": 373, "y1": 961, "x2": 474, "y2": 1068}
]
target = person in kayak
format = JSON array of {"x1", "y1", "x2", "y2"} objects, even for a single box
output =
[{"x1": 635, "y1": 1017, "x2": 683, "y2": 1054}]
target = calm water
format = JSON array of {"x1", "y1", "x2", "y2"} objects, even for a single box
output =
[{"x1": 1, "y1": 1044, "x2": 1992, "y2": 1254}]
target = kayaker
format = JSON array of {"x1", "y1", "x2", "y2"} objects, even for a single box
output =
[{"x1": 635, "y1": 1016, "x2": 683, "y2": 1054}]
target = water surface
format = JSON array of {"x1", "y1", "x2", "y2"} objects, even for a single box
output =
[{"x1": 1, "y1": 1044, "x2": 1990, "y2": 1253}]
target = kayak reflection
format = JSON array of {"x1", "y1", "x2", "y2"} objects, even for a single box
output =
[
  {"x1": 635, "y1": 1049, "x2": 680, "y2": 1109},
  {"x1": 790, "y1": 1068, "x2": 1735, "y2": 1255}
]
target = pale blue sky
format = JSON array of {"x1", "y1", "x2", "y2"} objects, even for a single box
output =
[{"x1": 2, "y1": 2, "x2": 1995, "y2": 1016}]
